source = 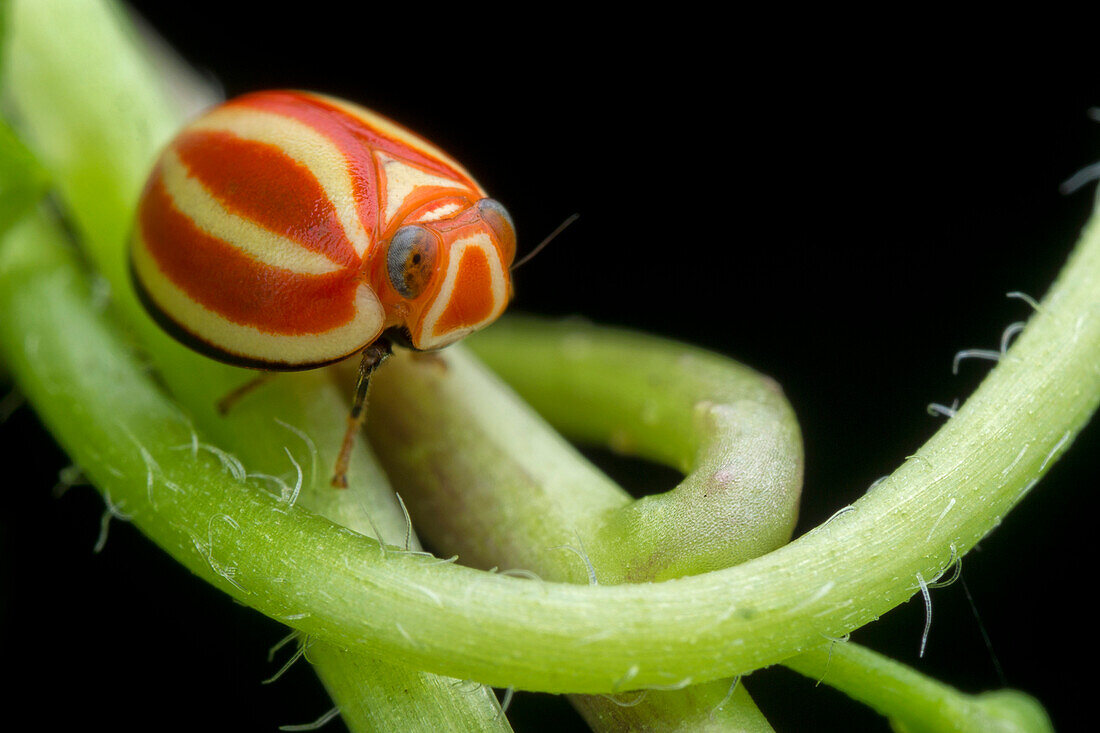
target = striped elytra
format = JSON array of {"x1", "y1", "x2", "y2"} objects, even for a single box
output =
[{"x1": 131, "y1": 90, "x2": 518, "y2": 485}]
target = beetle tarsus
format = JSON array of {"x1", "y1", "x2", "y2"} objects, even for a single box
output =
[{"x1": 330, "y1": 339, "x2": 392, "y2": 487}]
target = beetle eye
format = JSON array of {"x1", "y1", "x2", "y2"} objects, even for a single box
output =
[
  {"x1": 387, "y1": 225, "x2": 438, "y2": 299},
  {"x1": 477, "y1": 198, "x2": 516, "y2": 265}
]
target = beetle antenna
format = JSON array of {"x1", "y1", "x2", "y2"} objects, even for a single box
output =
[{"x1": 511, "y1": 213, "x2": 579, "y2": 271}]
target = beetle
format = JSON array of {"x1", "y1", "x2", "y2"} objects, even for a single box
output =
[{"x1": 130, "y1": 90, "x2": 517, "y2": 486}]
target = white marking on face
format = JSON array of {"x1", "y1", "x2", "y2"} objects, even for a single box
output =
[
  {"x1": 415, "y1": 233, "x2": 509, "y2": 350},
  {"x1": 376, "y1": 153, "x2": 470, "y2": 228},
  {"x1": 413, "y1": 202, "x2": 463, "y2": 222}
]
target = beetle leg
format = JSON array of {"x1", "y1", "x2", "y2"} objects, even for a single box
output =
[
  {"x1": 216, "y1": 372, "x2": 277, "y2": 415},
  {"x1": 331, "y1": 338, "x2": 393, "y2": 487}
]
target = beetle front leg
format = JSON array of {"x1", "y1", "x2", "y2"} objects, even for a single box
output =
[
  {"x1": 216, "y1": 371, "x2": 277, "y2": 415},
  {"x1": 332, "y1": 338, "x2": 393, "y2": 487}
]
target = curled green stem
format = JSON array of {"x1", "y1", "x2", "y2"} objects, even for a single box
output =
[
  {"x1": 3, "y1": 0, "x2": 1099, "y2": 710},
  {"x1": 3, "y1": 196, "x2": 1098, "y2": 695},
  {"x1": 365, "y1": 325, "x2": 801, "y2": 728}
]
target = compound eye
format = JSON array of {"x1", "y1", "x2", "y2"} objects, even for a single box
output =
[
  {"x1": 387, "y1": 225, "x2": 439, "y2": 299},
  {"x1": 477, "y1": 198, "x2": 517, "y2": 265}
]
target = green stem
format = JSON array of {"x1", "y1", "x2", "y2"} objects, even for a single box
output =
[
  {"x1": 308, "y1": 642, "x2": 507, "y2": 733},
  {"x1": 3, "y1": 0, "x2": 1099, "y2": 709},
  {"x1": 2, "y1": 195, "x2": 1097, "y2": 695},
  {"x1": 0, "y1": 212, "x2": 510, "y2": 731},
  {"x1": 784, "y1": 642, "x2": 1052, "y2": 733},
  {"x1": 365, "y1": 330, "x2": 798, "y2": 727},
  {"x1": 403, "y1": 319, "x2": 1055, "y2": 730}
]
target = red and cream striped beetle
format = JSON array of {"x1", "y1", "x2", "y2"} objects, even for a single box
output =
[{"x1": 131, "y1": 90, "x2": 517, "y2": 486}]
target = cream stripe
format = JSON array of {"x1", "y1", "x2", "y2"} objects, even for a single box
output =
[
  {"x1": 133, "y1": 233, "x2": 384, "y2": 365},
  {"x1": 377, "y1": 152, "x2": 472, "y2": 228},
  {"x1": 416, "y1": 233, "x2": 508, "y2": 350},
  {"x1": 162, "y1": 150, "x2": 341, "y2": 275},
  {"x1": 414, "y1": 202, "x2": 463, "y2": 223},
  {"x1": 189, "y1": 106, "x2": 372, "y2": 257},
  {"x1": 313, "y1": 94, "x2": 484, "y2": 192}
]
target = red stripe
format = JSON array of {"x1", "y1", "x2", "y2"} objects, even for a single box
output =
[
  {"x1": 229, "y1": 91, "x2": 479, "y2": 238},
  {"x1": 435, "y1": 246, "x2": 494, "y2": 334},
  {"x1": 174, "y1": 130, "x2": 358, "y2": 268},
  {"x1": 139, "y1": 173, "x2": 359, "y2": 335}
]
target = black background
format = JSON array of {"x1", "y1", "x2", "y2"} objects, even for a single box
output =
[{"x1": 3, "y1": 4, "x2": 1099, "y2": 732}]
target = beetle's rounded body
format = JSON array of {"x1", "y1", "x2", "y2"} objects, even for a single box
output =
[{"x1": 131, "y1": 90, "x2": 516, "y2": 370}]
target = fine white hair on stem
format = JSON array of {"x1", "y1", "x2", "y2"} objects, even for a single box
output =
[
  {"x1": 1006, "y1": 291, "x2": 1043, "y2": 312},
  {"x1": 281, "y1": 447, "x2": 303, "y2": 507},
  {"x1": 275, "y1": 419, "x2": 318, "y2": 489},
  {"x1": 498, "y1": 686, "x2": 515, "y2": 717},
  {"x1": 1000, "y1": 321, "x2": 1026, "y2": 355},
  {"x1": 1059, "y1": 161, "x2": 1100, "y2": 195},
  {"x1": 952, "y1": 349, "x2": 1000, "y2": 375},
  {"x1": 929, "y1": 544, "x2": 962, "y2": 589},
  {"x1": 600, "y1": 691, "x2": 648, "y2": 707},
  {"x1": 363, "y1": 506, "x2": 388, "y2": 558},
  {"x1": 268, "y1": 630, "x2": 301, "y2": 663},
  {"x1": 815, "y1": 632, "x2": 851, "y2": 686},
  {"x1": 196, "y1": 442, "x2": 247, "y2": 482},
  {"x1": 788, "y1": 581, "x2": 835, "y2": 615},
  {"x1": 450, "y1": 678, "x2": 484, "y2": 693},
  {"x1": 499, "y1": 568, "x2": 545, "y2": 582},
  {"x1": 119, "y1": 424, "x2": 163, "y2": 508},
  {"x1": 549, "y1": 532, "x2": 598, "y2": 585},
  {"x1": 866, "y1": 475, "x2": 890, "y2": 493},
  {"x1": 278, "y1": 706, "x2": 341, "y2": 732},
  {"x1": 905, "y1": 453, "x2": 933, "y2": 471},
  {"x1": 94, "y1": 490, "x2": 133, "y2": 553},
  {"x1": 822, "y1": 505, "x2": 856, "y2": 527},
  {"x1": 52, "y1": 464, "x2": 88, "y2": 497},
  {"x1": 915, "y1": 571, "x2": 932, "y2": 658},
  {"x1": 925, "y1": 498, "x2": 957, "y2": 542},
  {"x1": 1015, "y1": 477, "x2": 1040, "y2": 504},
  {"x1": 191, "y1": 514, "x2": 244, "y2": 591},
  {"x1": 709, "y1": 675, "x2": 742, "y2": 719},
  {"x1": 167, "y1": 431, "x2": 201, "y2": 459},
  {"x1": 281, "y1": 612, "x2": 310, "y2": 622},
  {"x1": 926, "y1": 400, "x2": 959, "y2": 419},
  {"x1": 1040, "y1": 430, "x2": 1072, "y2": 473},
  {"x1": 248, "y1": 472, "x2": 291, "y2": 498},
  {"x1": 414, "y1": 553, "x2": 459, "y2": 566},
  {"x1": 408, "y1": 582, "x2": 443, "y2": 607},
  {"x1": 394, "y1": 492, "x2": 412, "y2": 552},
  {"x1": 263, "y1": 637, "x2": 311, "y2": 684},
  {"x1": 1003, "y1": 444, "x2": 1030, "y2": 478},
  {"x1": 614, "y1": 664, "x2": 641, "y2": 692},
  {"x1": 137, "y1": 440, "x2": 160, "y2": 501}
]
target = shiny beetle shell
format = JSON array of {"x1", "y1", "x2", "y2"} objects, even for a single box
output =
[{"x1": 130, "y1": 90, "x2": 516, "y2": 370}]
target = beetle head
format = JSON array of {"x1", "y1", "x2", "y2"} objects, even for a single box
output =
[{"x1": 382, "y1": 198, "x2": 516, "y2": 350}]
